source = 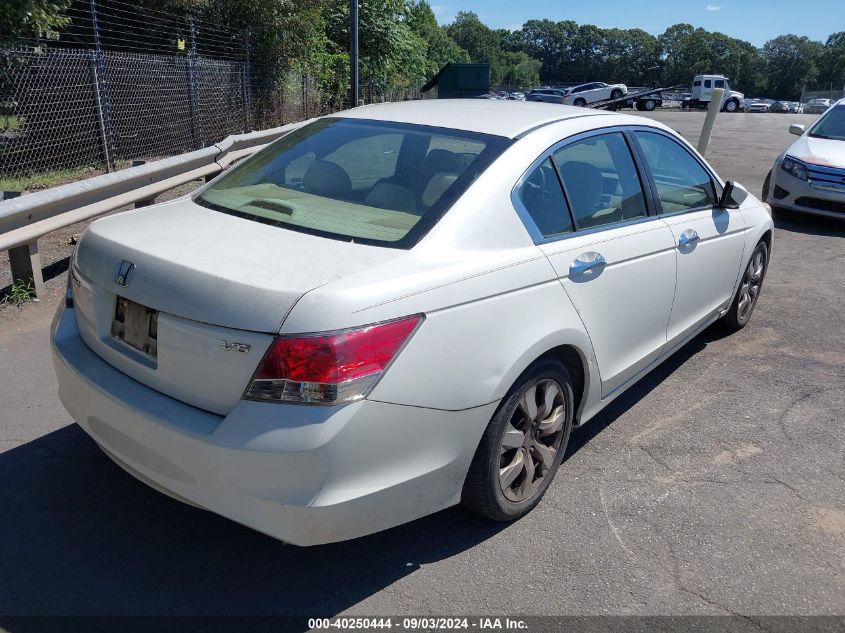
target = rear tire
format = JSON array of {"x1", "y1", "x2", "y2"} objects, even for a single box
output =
[
  {"x1": 644, "y1": 99, "x2": 656, "y2": 111},
  {"x1": 461, "y1": 359, "x2": 574, "y2": 521},
  {"x1": 721, "y1": 241, "x2": 768, "y2": 331},
  {"x1": 574, "y1": 98, "x2": 586, "y2": 107}
]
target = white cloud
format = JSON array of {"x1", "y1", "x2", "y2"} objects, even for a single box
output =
[{"x1": 705, "y1": 3, "x2": 722, "y2": 10}]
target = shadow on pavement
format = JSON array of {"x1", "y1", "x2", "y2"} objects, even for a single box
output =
[
  {"x1": 773, "y1": 209, "x2": 845, "y2": 237},
  {"x1": 0, "y1": 324, "x2": 723, "y2": 625},
  {"x1": 0, "y1": 424, "x2": 504, "y2": 622}
]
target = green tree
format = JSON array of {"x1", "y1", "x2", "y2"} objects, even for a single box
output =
[
  {"x1": 762, "y1": 34, "x2": 824, "y2": 99},
  {"x1": 445, "y1": 11, "x2": 499, "y2": 65},
  {"x1": 0, "y1": 0, "x2": 70, "y2": 46},
  {"x1": 496, "y1": 50, "x2": 541, "y2": 88},
  {"x1": 407, "y1": 0, "x2": 469, "y2": 77},
  {"x1": 819, "y1": 32, "x2": 845, "y2": 90}
]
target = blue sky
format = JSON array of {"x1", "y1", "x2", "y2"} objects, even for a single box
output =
[{"x1": 431, "y1": 0, "x2": 843, "y2": 46}]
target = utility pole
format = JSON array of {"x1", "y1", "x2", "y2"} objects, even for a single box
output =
[{"x1": 350, "y1": 0, "x2": 359, "y2": 107}]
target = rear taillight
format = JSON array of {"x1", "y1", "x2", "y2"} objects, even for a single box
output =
[{"x1": 244, "y1": 314, "x2": 423, "y2": 405}]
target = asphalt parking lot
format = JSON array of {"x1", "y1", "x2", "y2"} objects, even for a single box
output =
[{"x1": 0, "y1": 110, "x2": 843, "y2": 622}]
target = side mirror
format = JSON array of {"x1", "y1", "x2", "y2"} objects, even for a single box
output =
[
  {"x1": 789, "y1": 123, "x2": 805, "y2": 136},
  {"x1": 720, "y1": 180, "x2": 748, "y2": 209}
]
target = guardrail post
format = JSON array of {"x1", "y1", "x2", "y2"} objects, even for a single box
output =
[
  {"x1": 3, "y1": 192, "x2": 45, "y2": 299},
  {"x1": 131, "y1": 161, "x2": 156, "y2": 207}
]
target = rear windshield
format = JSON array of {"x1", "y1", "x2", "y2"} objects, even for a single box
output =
[
  {"x1": 195, "y1": 118, "x2": 511, "y2": 248},
  {"x1": 809, "y1": 105, "x2": 845, "y2": 141}
]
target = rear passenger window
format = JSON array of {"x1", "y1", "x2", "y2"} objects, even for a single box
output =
[
  {"x1": 518, "y1": 158, "x2": 574, "y2": 237},
  {"x1": 633, "y1": 131, "x2": 716, "y2": 213},
  {"x1": 552, "y1": 132, "x2": 647, "y2": 229},
  {"x1": 704, "y1": 80, "x2": 712, "y2": 88}
]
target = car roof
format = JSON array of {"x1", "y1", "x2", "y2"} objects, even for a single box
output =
[{"x1": 329, "y1": 99, "x2": 615, "y2": 139}]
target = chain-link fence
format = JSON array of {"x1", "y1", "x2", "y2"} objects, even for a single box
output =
[
  {"x1": 799, "y1": 88, "x2": 844, "y2": 107},
  {"x1": 0, "y1": 0, "x2": 415, "y2": 191}
]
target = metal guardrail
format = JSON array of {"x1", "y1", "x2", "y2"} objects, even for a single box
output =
[{"x1": 0, "y1": 120, "x2": 309, "y2": 297}]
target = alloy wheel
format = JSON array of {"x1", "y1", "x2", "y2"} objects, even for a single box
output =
[
  {"x1": 737, "y1": 248, "x2": 766, "y2": 321},
  {"x1": 498, "y1": 379, "x2": 566, "y2": 502}
]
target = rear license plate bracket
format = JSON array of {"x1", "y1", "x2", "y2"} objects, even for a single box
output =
[{"x1": 111, "y1": 296, "x2": 158, "y2": 358}]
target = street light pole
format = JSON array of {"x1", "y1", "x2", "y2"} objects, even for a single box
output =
[{"x1": 350, "y1": 0, "x2": 359, "y2": 107}]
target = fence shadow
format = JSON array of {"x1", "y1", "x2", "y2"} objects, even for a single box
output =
[{"x1": 0, "y1": 322, "x2": 722, "y2": 626}]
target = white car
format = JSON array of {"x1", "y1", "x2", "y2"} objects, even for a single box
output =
[
  {"x1": 52, "y1": 100, "x2": 773, "y2": 545},
  {"x1": 746, "y1": 99, "x2": 773, "y2": 113},
  {"x1": 562, "y1": 82, "x2": 627, "y2": 107},
  {"x1": 764, "y1": 98, "x2": 845, "y2": 219}
]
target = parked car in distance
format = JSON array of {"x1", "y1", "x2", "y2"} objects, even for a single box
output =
[
  {"x1": 803, "y1": 98, "x2": 833, "y2": 115},
  {"x1": 764, "y1": 98, "x2": 845, "y2": 219},
  {"x1": 746, "y1": 99, "x2": 773, "y2": 113},
  {"x1": 527, "y1": 88, "x2": 567, "y2": 104},
  {"x1": 52, "y1": 100, "x2": 773, "y2": 545},
  {"x1": 562, "y1": 82, "x2": 627, "y2": 106},
  {"x1": 770, "y1": 101, "x2": 792, "y2": 113}
]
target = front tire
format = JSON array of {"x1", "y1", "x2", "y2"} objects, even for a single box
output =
[
  {"x1": 461, "y1": 359, "x2": 574, "y2": 521},
  {"x1": 610, "y1": 89, "x2": 623, "y2": 100},
  {"x1": 721, "y1": 241, "x2": 768, "y2": 331},
  {"x1": 724, "y1": 99, "x2": 739, "y2": 113}
]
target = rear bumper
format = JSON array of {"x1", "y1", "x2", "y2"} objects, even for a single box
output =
[
  {"x1": 767, "y1": 168, "x2": 845, "y2": 220},
  {"x1": 51, "y1": 304, "x2": 496, "y2": 545}
]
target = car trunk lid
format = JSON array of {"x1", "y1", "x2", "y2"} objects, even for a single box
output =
[{"x1": 71, "y1": 197, "x2": 399, "y2": 414}]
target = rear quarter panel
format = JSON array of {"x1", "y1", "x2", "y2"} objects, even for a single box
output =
[{"x1": 281, "y1": 115, "x2": 655, "y2": 416}]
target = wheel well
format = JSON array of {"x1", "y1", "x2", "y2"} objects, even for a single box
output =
[
  {"x1": 537, "y1": 345, "x2": 587, "y2": 422},
  {"x1": 760, "y1": 229, "x2": 773, "y2": 251}
]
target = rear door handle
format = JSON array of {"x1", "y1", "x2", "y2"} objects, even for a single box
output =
[
  {"x1": 678, "y1": 229, "x2": 700, "y2": 248},
  {"x1": 570, "y1": 252, "x2": 607, "y2": 276}
]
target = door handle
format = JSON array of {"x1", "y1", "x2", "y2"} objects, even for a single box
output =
[
  {"x1": 569, "y1": 252, "x2": 607, "y2": 276},
  {"x1": 678, "y1": 229, "x2": 700, "y2": 248}
]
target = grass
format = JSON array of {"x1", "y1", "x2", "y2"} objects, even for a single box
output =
[
  {"x1": 0, "y1": 164, "x2": 111, "y2": 193},
  {"x1": 0, "y1": 278, "x2": 37, "y2": 306},
  {"x1": 1, "y1": 115, "x2": 23, "y2": 131}
]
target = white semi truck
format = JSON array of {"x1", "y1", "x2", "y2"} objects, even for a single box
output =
[{"x1": 682, "y1": 74, "x2": 744, "y2": 112}]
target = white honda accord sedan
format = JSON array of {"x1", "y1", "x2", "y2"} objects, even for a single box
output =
[{"x1": 52, "y1": 100, "x2": 773, "y2": 545}]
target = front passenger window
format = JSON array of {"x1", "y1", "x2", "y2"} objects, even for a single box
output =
[
  {"x1": 633, "y1": 131, "x2": 716, "y2": 213},
  {"x1": 552, "y1": 132, "x2": 647, "y2": 229}
]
